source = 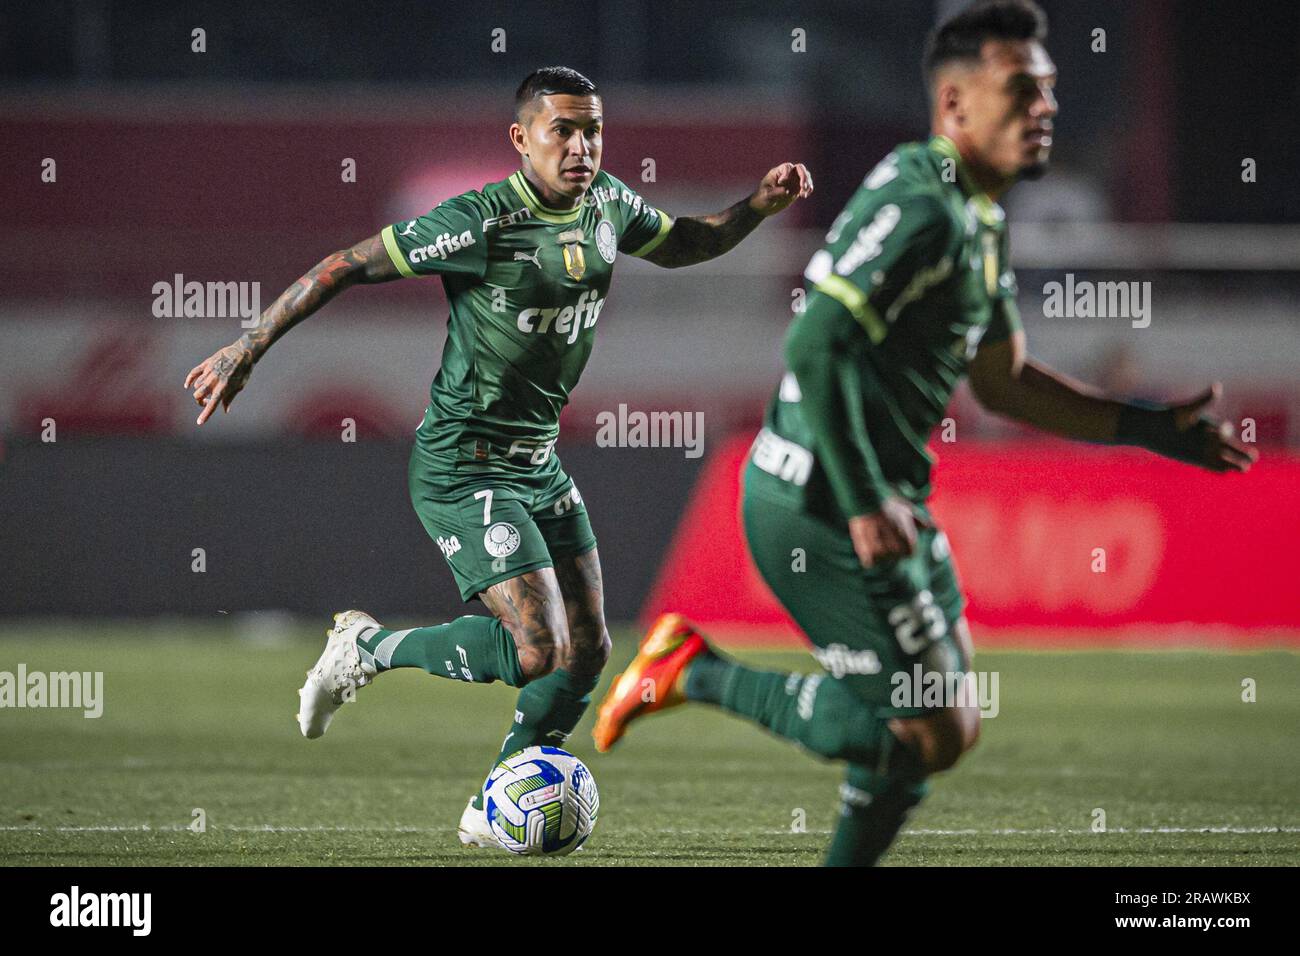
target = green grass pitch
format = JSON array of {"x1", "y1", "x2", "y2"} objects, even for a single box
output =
[{"x1": 1, "y1": 622, "x2": 1296, "y2": 866}]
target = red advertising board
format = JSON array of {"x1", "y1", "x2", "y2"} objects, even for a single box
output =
[{"x1": 642, "y1": 434, "x2": 1299, "y2": 645}]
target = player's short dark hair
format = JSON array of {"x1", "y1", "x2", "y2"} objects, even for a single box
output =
[
  {"x1": 515, "y1": 67, "x2": 599, "y2": 121},
  {"x1": 923, "y1": 0, "x2": 1048, "y2": 86}
]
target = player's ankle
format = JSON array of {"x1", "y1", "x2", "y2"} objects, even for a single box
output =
[{"x1": 680, "y1": 650, "x2": 732, "y2": 705}]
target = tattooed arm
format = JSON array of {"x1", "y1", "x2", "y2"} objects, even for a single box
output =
[
  {"x1": 641, "y1": 162, "x2": 813, "y2": 269},
  {"x1": 237, "y1": 233, "x2": 398, "y2": 360},
  {"x1": 184, "y1": 233, "x2": 399, "y2": 425}
]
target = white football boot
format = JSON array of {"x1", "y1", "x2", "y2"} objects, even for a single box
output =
[
  {"x1": 296, "y1": 610, "x2": 381, "y2": 739},
  {"x1": 457, "y1": 796, "x2": 499, "y2": 848},
  {"x1": 456, "y1": 793, "x2": 585, "y2": 852}
]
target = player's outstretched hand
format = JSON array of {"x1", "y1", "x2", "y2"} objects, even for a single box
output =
[
  {"x1": 184, "y1": 342, "x2": 254, "y2": 425},
  {"x1": 1172, "y1": 383, "x2": 1258, "y2": 473},
  {"x1": 848, "y1": 498, "x2": 931, "y2": 568},
  {"x1": 749, "y1": 162, "x2": 814, "y2": 217}
]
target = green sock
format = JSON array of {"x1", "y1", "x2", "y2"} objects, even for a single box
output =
[
  {"x1": 686, "y1": 652, "x2": 928, "y2": 864},
  {"x1": 686, "y1": 654, "x2": 918, "y2": 771},
  {"x1": 470, "y1": 667, "x2": 600, "y2": 810},
  {"x1": 683, "y1": 649, "x2": 734, "y2": 703},
  {"x1": 825, "y1": 765, "x2": 929, "y2": 867},
  {"x1": 356, "y1": 615, "x2": 523, "y2": 686}
]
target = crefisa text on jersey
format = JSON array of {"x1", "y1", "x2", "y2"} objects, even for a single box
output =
[
  {"x1": 516, "y1": 290, "x2": 606, "y2": 344},
  {"x1": 407, "y1": 229, "x2": 476, "y2": 264}
]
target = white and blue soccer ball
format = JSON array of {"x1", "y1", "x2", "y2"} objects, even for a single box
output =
[{"x1": 483, "y1": 746, "x2": 599, "y2": 856}]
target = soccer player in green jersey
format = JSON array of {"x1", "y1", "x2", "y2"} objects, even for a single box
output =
[
  {"x1": 594, "y1": 1, "x2": 1257, "y2": 865},
  {"x1": 183, "y1": 66, "x2": 812, "y2": 846}
]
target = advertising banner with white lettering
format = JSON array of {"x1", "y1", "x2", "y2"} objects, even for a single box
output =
[{"x1": 643, "y1": 435, "x2": 1299, "y2": 644}]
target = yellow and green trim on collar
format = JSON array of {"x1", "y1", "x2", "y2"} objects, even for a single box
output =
[
  {"x1": 381, "y1": 224, "x2": 418, "y2": 278},
  {"x1": 508, "y1": 170, "x2": 584, "y2": 224},
  {"x1": 628, "y1": 208, "x2": 675, "y2": 258},
  {"x1": 928, "y1": 135, "x2": 1002, "y2": 227}
]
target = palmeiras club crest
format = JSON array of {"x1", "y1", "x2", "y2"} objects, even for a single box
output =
[{"x1": 595, "y1": 219, "x2": 617, "y2": 264}]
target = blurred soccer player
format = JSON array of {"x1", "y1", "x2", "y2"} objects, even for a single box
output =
[
  {"x1": 184, "y1": 66, "x2": 811, "y2": 846},
  {"x1": 594, "y1": 1, "x2": 1256, "y2": 865}
]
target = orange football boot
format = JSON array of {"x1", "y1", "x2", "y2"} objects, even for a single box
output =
[{"x1": 592, "y1": 612, "x2": 709, "y2": 752}]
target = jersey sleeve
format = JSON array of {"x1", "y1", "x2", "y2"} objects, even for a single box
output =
[
  {"x1": 802, "y1": 179, "x2": 956, "y2": 344},
  {"x1": 785, "y1": 292, "x2": 893, "y2": 515},
  {"x1": 602, "y1": 174, "x2": 675, "y2": 258},
  {"x1": 381, "y1": 195, "x2": 487, "y2": 280},
  {"x1": 983, "y1": 226, "x2": 1023, "y2": 344}
]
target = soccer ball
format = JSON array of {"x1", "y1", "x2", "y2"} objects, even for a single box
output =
[{"x1": 483, "y1": 746, "x2": 599, "y2": 856}]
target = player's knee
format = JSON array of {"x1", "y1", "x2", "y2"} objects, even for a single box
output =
[
  {"x1": 515, "y1": 645, "x2": 556, "y2": 684},
  {"x1": 932, "y1": 704, "x2": 980, "y2": 771},
  {"x1": 962, "y1": 704, "x2": 982, "y2": 752},
  {"x1": 514, "y1": 625, "x2": 568, "y2": 684},
  {"x1": 893, "y1": 707, "x2": 975, "y2": 774},
  {"x1": 568, "y1": 619, "x2": 611, "y2": 676},
  {"x1": 577, "y1": 631, "x2": 611, "y2": 677},
  {"x1": 925, "y1": 730, "x2": 964, "y2": 774},
  {"x1": 560, "y1": 599, "x2": 611, "y2": 675}
]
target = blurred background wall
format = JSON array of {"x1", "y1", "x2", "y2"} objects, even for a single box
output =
[{"x1": 1, "y1": 1, "x2": 1296, "y2": 637}]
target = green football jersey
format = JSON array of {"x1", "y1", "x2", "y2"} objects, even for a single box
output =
[
  {"x1": 751, "y1": 135, "x2": 1022, "y2": 521},
  {"x1": 383, "y1": 168, "x2": 673, "y2": 468}
]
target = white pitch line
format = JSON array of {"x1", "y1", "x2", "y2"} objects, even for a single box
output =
[
  {"x1": 906, "y1": 826, "x2": 1300, "y2": 835},
  {"x1": 0, "y1": 825, "x2": 432, "y2": 833},
  {"x1": 0, "y1": 824, "x2": 1296, "y2": 835}
]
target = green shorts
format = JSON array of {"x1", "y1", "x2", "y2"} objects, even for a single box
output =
[
  {"x1": 742, "y1": 463, "x2": 970, "y2": 718},
  {"x1": 409, "y1": 445, "x2": 597, "y2": 602}
]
